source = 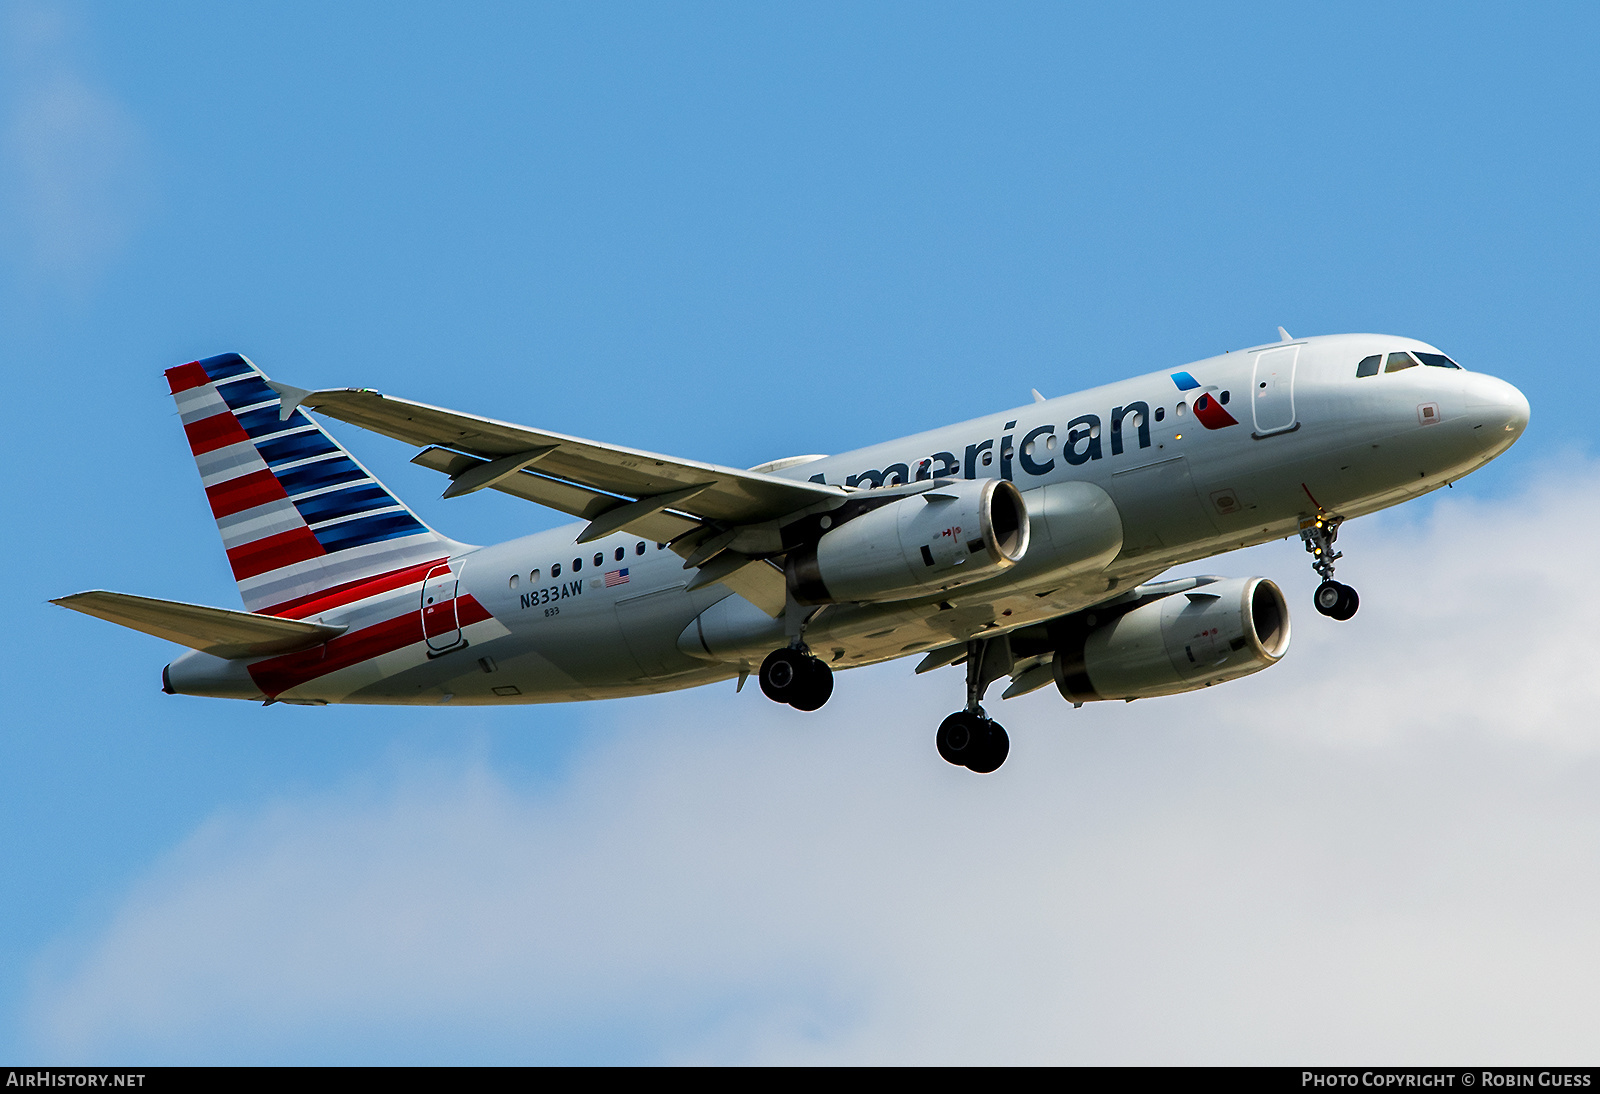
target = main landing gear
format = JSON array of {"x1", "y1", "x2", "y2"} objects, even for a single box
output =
[
  {"x1": 758, "y1": 647, "x2": 834, "y2": 711},
  {"x1": 1300, "y1": 515, "x2": 1359, "y2": 621},
  {"x1": 936, "y1": 637, "x2": 1012, "y2": 774},
  {"x1": 937, "y1": 711, "x2": 1009, "y2": 774}
]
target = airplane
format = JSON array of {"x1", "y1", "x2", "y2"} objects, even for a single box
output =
[{"x1": 54, "y1": 329, "x2": 1529, "y2": 773}]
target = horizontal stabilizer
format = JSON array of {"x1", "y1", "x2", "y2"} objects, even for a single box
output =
[{"x1": 52, "y1": 591, "x2": 347, "y2": 659}]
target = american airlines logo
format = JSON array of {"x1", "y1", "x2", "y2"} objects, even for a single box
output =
[{"x1": 1170, "y1": 371, "x2": 1240, "y2": 430}]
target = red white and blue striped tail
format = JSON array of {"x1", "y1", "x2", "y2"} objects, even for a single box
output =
[{"x1": 165, "y1": 353, "x2": 467, "y2": 616}]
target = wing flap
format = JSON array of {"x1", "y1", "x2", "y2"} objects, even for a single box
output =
[{"x1": 52, "y1": 591, "x2": 347, "y2": 659}]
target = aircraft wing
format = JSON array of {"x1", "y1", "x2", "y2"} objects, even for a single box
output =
[{"x1": 269, "y1": 382, "x2": 846, "y2": 616}]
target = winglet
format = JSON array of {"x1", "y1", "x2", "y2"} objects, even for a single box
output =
[
  {"x1": 1277, "y1": 326, "x2": 1294, "y2": 343},
  {"x1": 264, "y1": 380, "x2": 317, "y2": 421}
]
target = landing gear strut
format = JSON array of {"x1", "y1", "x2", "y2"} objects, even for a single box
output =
[
  {"x1": 758, "y1": 647, "x2": 834, "y2": 711},
  {"x1": 936, "y1": 637, "x2": 1011, "y2": 773},
  {"x1": 1300, "y1": 515, "x2": 1359, "y2": 621}
]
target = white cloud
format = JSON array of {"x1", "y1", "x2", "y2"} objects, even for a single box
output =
[
  {"x1": 26, "y1": 463, "x2": 1600, "y2": 1063},
  {"x1": 2, "y1": 1, "x2": 151, "y2": 282}
]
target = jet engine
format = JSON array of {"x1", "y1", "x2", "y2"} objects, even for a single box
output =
[
  {"x1": 1052, "y1": 577, "x2": 1289, "y2": 702},
  {"x1": 788, "y1": 478, "x2": 1029, "y2": 603}
]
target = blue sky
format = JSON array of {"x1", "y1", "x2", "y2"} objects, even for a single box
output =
[{"x1": 4, "y1": 1, "x2": 1599, "y2": 1063}]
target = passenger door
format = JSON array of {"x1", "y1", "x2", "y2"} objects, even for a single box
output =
[
  {"x1": 1250, "y1": 346, "x2": 1299, "y2": 435},
  {"x1": 421, "y1": 564, "x2": 462, "y2": 652}
]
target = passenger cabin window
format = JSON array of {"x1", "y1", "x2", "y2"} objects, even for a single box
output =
[
  {"x1": 635, "y1": 542, "x2": 646, "y2": 555},
  {"x1": 593, "y1": 552, "x2": 603, "y2": 567},
  {"x1": 1154, "y1": 407, "x2": 1166, "y2": 422},
  {"x1": 572, "y1": 558, "x2": 582, "y2": 572},
  {"x1": 530, "y1": 568, "x2": 541, "y2": 582},
  {"x1": 551, "y1": 563, "x2": 561, "y2": 577},
  {"x1": 615, "y1": 547, "x2": 625, "y2": 562},
  {"x1": 1386, "y1": 352, "x2": 1420, "y2": 373},
  {"x1": 1356, "y1": 355, "x2": 1381, "y2": 377},
  {"x1": 509, "y1": 574, "x2": 520, "y2": 590},
  {"x1": 1416, "y1": 352, "x2": 1461, "y2": 369}
]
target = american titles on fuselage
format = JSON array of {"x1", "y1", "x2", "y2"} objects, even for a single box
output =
[{"x1": 812, "y1": 374, "x2": 1239, "y2": 490}]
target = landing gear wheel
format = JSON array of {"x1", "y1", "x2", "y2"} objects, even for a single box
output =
[
  {"x1": 1331, "y1": 583, "x2": 1358, "y2": 621},
  {"x1": 1313, "y1": 580, "x2": 1359, "y2": 621},
  {"x1": 759, "y1": 648, "x2": 808, "y2": 704},
  {"x1": 966, "y1": 721, "x2": 1010, "y2": 774},
  {"x1": 789, "y1": 657, "x2": 834, "y2": 712},
  {"x1": 936, "y1": 712, "x2": 985, "y2": 766},
  {"x1": 759, "y1": 648, "x2": 834, "y2": 710},
  {"x1": 936, "y1": 712, "x2": 1010, "y2": 773}
]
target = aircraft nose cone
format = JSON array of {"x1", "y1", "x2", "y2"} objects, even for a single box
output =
[{"x1": 1466, "y1": 373, "x2": 1530, "y2": 438}]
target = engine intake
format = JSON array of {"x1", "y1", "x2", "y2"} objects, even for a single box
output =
[
  {"x1": 1053, "y1": 577, "x2": 1289, "y2": 702},
  {"x1": 788, "y1": 479, "x2": 1029, "y2": 604}
]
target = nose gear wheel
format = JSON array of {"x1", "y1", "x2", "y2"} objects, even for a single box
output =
[
  {"x1": 1300, "y1": 515, "x2": 1359, "y2": 621},
  {"x1": 1314, "y1": 580, "x2": 1359, "y2": 620}
]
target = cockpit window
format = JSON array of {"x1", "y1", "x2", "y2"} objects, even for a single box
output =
[
  {"x1": 1385, "y1": 351, "x2": 1420, "y2": 373},
  {"x1": 1356, "y1": 355, "x2": 1381, "y2": 377},
  {"x1": 1415, "y1": 352, "x2": 1461, "y2": 369}
]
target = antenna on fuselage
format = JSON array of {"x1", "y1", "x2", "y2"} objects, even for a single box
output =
[
  {"x1": 1031, "y1": 388, "x2": 1047, "y2": 403},
  {"x1": 1277, "y1": 326, "x2": 1294, "y2": 342}
]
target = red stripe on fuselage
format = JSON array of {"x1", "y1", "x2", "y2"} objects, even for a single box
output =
[
  {"x1": 263, "y1": 557, "x2": 449, "y2": 619},
  {"x1": 249, "y1": 594, "x2": 494, "y2": 698},
  {"x1": 184, "y1": 411, "x2": 251, "y2": 455},
  {"x1": 165, "y1": 362, "x2": 211, "y2": 394},
  {"x1": 227, "y1": 526, "x2": 325, "y2": 581},
  {"x1": 206, "y1": 468, "x2": 288, "y2": 519}
]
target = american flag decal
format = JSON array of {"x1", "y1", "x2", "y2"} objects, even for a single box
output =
[{"x1": 604, "y1": 568, "x2": 630, "y2": 587}]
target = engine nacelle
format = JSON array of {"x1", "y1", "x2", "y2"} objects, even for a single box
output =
[
  {"x1": 788, "y1": 479, "x2": 1029, "y2": 604},
  {"x1": 1053, "y1": 577, "x2": 1290, "y2": 702}
]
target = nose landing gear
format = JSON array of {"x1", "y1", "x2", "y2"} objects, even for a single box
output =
[
  {"x1": 1300, "y1": 515, "x2": 1359, "y2": 621},
  {"x1": 758, "y1": 646, "x2": 834, "y2": 711},
  {"x1": 936, "y1": 637, "x2": 1012, "y2": 773}
]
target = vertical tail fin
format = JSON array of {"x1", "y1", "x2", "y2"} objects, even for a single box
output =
[{"x1": 165, "y1": 353, "x2": 468, "y2": 615}]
